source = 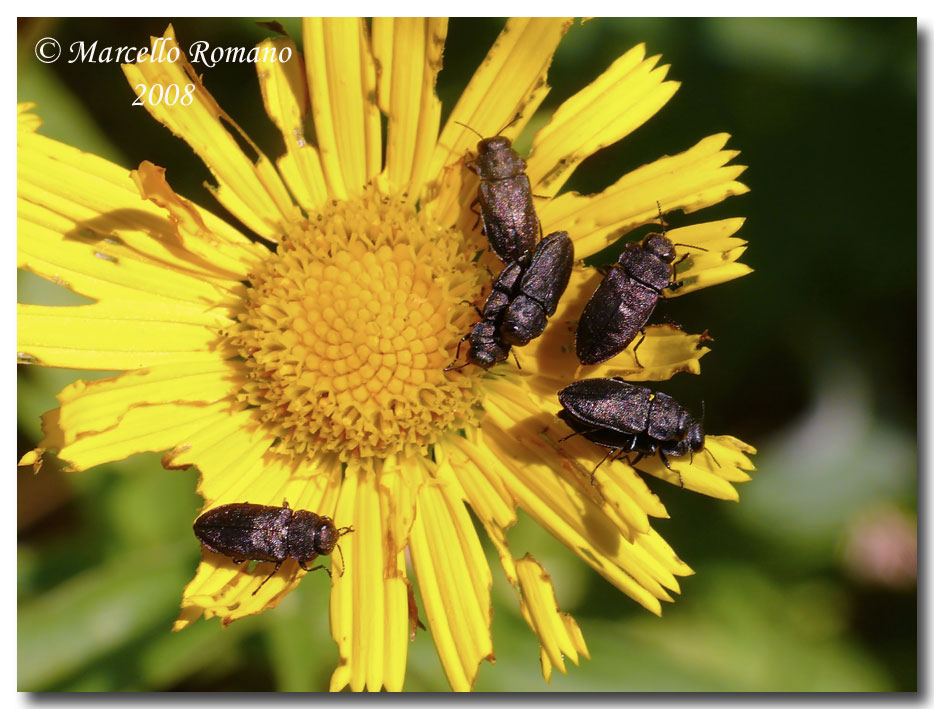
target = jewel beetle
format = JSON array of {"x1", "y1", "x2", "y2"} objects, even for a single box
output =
[
  {"x1": 467, "y1": 133, "x2": 540, "y2": 265},
  {"x1": 447, "y1": 231, "x2": 573, "y2": 370},
  {"x1": 193, "y1": 500, "x2": 352, "y2": 594},
  {"x1": 557, "y1": 377, "x2": 707, "y2": 484},
  {"x1": 575, "y1": 231, "x2": 681, "y2": 367},
  {"x1": 500, "y1": 230, "x2": 574, "y2": 347}
]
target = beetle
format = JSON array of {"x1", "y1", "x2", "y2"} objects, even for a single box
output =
[
  {"x1": 500, "y1": 230, "x2": 574, "y2": 346},
  {"x1": 467, "y1": 133, "x2": 540, "y2": 265},
  {"x1": 557, "y1": 377, "x2": 706, "y2": 485},
  {"x1": 193, "y1": 500, "x2": 352, "y2": 595},
  {"x1": 446, "y1": 259, "x2": 523, "y2": 370},
  {"x1": 575, "y1": 230, "x2": 681, "y2": 367},
  {"x1": 446, "y1": 232, "x2": 573, "y2": 370}
]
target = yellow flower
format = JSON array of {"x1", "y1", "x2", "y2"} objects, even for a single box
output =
[{"x1": 18, "y1": 19, "x2": 756, "y2": 691}]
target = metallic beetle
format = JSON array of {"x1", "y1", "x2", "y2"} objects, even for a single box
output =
[
  {"x1": 193, "y1": 501, "x2": 351, "y2": 594},
  {"x1": 575, "y1": 231, "x2": 681, "y2": 367},
  {"x1": 469, "y1": 135, "x2": 540, "y2": 265},
  {"x1": 448, "y1": 232, "x2": 573, "y2": 369},
  {"x1": 500, "y1": 231, "x2": 574, "y2": 346},
  {"x1": 557, "y1": 378, "x2": 705, "y2": 480}
]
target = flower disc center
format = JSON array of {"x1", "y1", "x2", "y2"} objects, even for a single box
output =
[{"x1": 234, "y1": 188, "x2": 483, "y2": 460}]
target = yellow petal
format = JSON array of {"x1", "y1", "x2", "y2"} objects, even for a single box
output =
[
  {"x1": 130, "y1": 161, "x2": 268, "y2": 279},
  {"x1": 528, "y1": 43, "x2": 678, "y2": 197},
  {"x1": 18, "y1": 302, "x2": 228, "y2": 370},
  {"x1": 631, "y1": 433, "x2": 755, "y2": 500},
  {"x1": 372, "y1": 18, "x2": 447, "y2": 197},
  {"x1": 429, "y1": 18, "x2": 570, "y2": 178},
  {"x1": 436, "y1": 434, "x2": 517, "y2": 531},
  {"x1": 18, "y1": 102, "x2": 42, "y2": 131},
  {"x1": 330, "y1": 463, "x2": 409, "y2": 692},
  {"x1": 476, "y1": 406, "x2": 679, "y2": 614},
  {"x1": 164, "y1": 407, "x2": 272, "y2": 487},
  {"x1": 424, "y1": 18, "x2": 571, "y2": 228},
  {"x1": 122, "y1": 27, "x2": 298, "y2": 240},
  {"x1": 408, "y1": 475, "x2": 494, "y2": 691},
  {"x1": 18, "y1": 200, "x2": 239, "y2": 308},
  {"x1": 515, "y1": 555, "x2": 589, "y2": 681},
  {"x1": 541, "y1": 134, "x2": 749, "y2": 258},
  {"x1": 45, "y1": 399, "x2": 231, "y2": 472},
  {"x1": 255, "y1": 36, "x2": 329, "y2": 211},
  {"x1": 302, "y1": 18, "x2": 381, "y2": 199},
  {"x1": 581, "y1": 324, "x2": 713, "y2": 382},
  {"x1": 664, "y1": 218, "x2": 753, "y2": 297},
  {"x1": 175, "y1": 456, "x2": 343, "y2": 629},
  {"x1": 18, "y1": 116, "x2": 263, "y2": 284},
  {"x1": 378, "y1": 453, "x2": 422, "y2": 563},
  {"x1": 48, "y1": 361, "x2": 234, "y2": 445}
]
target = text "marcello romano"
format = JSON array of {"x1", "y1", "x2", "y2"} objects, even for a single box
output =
[{"x1": 66, "y1": 39, "x2": 293, "y2": 67}]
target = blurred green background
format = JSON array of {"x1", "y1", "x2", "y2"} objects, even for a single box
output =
[{"x1": 17, "y1": 18, "x2": 916, "y2": 691}]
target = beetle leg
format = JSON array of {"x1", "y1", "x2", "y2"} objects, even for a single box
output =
[
  {"x1": 252, "y1": 561, "x2": 283, "y2": 596},
  {"x1": 444, "y1": 333, "x2": 472, "y2": 371},
  {"x1": 631, "y1": 330, "x2": 646, "y2": 369},
  {"x1": 589, "y1": 447, "x2": 618, "y2": 485},
  {"x1": 469, "y1": 198, "x2": 482, "y2": 231},
  {"x1": 557, "y1": 427, "x2": 602, "y2": 443},
  {"x1": 665, "y1": 279, "x2": 685, "y2": 294},
  {"x1": 658, "y1": 450, "x2": 685, "y2": 488},
  {"x1": 304, "y1": 563, "x2": 331, "y2": 578}
]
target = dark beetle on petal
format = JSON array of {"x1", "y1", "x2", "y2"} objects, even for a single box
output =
[
  {"x1": 469, "y1": 135, "x2": 540, "y2": 265},
  {"x1": 193, "y1": 500, "x2": 352, "y2": 595},
  {"x1": 447, "y1": 260, "x2": 524, "y2": 370},
  {"x1": 447, "y1": 232, "x2": 574, "y2": 370},
  {"x1": 500, "y1": 231, "x2": 574, "y2": 347},
  {"x1": 575, "y1": 232, "x2": 681, "y2": 367},
  {"x1": 557, "y1": 377, "x2": 708, "y2": 485}
]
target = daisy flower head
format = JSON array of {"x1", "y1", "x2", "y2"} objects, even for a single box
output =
[{"x1": 18, "y1": 18, "x2": 756, "y2": 691}]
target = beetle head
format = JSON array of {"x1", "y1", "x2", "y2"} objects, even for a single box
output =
[
  {"x1": 642, "y1": 233, "x2": 677, "y2": 263},
  {"x1": 313, "y1": 516, "x2": 342, "y2": 556},
  {"x1": 288, "y1": 511, "x2": 338, "y2": 564},
  {"x1": 477, "y1": 136, "x2": 512, "y2": 154},
  {"x1": 684, "y1": 419, "x2": 705, "y2": 453},
  {"x1": 474, "y1": 137, "x2": 525, "y2": 180},
  {"x1": 469, "y1": 322, "x2": 509, "y2": 368}
]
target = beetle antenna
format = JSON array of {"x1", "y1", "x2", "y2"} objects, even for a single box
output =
[
  {"x1": 673, "y1": 242, "x2": 708, "y2": 253},
  {"x1": 495, "y1": 112, "x2": 523, "y2": 136},
  {"x1": 706, "y1": 447, "x2": 721, "y2": 468},
  {"x1": 656, "y1": 201, "x2": 667, "y2": 236},
  {"x1": 511, "y1": 350, "x2": 522, "y2": 370},
  {"x1": 334, "y1": 525, "x2": 353, "y2": 577},
  {"x1": 454, "y1": 120, "x2": 484, "y2": 140},
  {"x1": 336, "y1": 544, "x2": 346, "y2": 577}
]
